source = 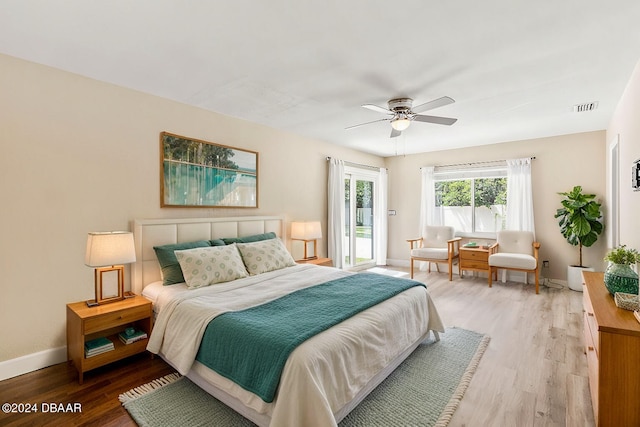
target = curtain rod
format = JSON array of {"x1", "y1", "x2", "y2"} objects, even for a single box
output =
[
  {"x1": 325, "y1": 157, "x2": 386, "y2": 171},
  {"x1": 432, "y1": 156, "x2": 536, "y2": 169}
]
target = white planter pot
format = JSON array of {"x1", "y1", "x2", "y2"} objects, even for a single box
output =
[{"x1": 567, "y1": 265, "x2": 594, "y2": 292}]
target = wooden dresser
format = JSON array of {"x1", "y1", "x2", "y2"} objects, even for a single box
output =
[{"x1": 582, "y1": 271, "x2": 640, "y2": 426}]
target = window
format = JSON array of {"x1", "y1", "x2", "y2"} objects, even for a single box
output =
[{"x1": 434, "y1": 166, "x2": 507, "y2": 237}]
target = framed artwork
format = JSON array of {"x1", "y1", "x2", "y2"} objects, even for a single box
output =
[{"x1": 160, "y1": 132, "x2": 259, "y2": 208}]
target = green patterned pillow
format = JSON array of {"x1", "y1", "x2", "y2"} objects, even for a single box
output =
[
  {"x1": 175, "y1": 244, "x2": 248, "y2": 289},
  {"x1": 154, "y1": 240, "x2": 212, "y2": 285},
  {"x1": 236, "y1": 238, "x2": 296, "y2": 275}
]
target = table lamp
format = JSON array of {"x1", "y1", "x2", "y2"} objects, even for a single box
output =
[
  {"x1": 84, "y1": 231, "x2": 136, "y2": 306},
  {"x1": 291, "y1": 221, "x2": 322, "y2": 260}
]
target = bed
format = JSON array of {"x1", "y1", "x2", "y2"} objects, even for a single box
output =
[{"x1": 133, "y1": 216, "x2": 444, "y2": 427}]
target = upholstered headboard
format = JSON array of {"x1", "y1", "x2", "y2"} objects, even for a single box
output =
[{"x1": 132, "y1": 216, "x2": 286, "y2": 295}]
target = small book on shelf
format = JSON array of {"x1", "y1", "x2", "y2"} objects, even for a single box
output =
[
  {"x1": 84, "y1": 337, "x2": 114, "y2": 357},
  {"x1": 118, "y1": 329, "x2": 148, "y2": 345}
]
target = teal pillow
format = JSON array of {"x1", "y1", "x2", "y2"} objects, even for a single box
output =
[
  {"x1": 154, "y1": 240, "x2": 211, "y2": 285},
  {"x1": 221, "y1": 232, "x2": 276, "y2": 245},
  {"x1": 210, "y1": 239, "x2": 226, "y2": 246}
]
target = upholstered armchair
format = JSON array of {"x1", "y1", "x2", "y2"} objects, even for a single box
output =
[
  {"x1": 488, "y1": 230, "x2": 541, "y2": 294},
  {"x1": 407, "y1": 226, "x2": 461, "y2": 281}
]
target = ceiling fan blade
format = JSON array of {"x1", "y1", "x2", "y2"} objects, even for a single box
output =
[
  {"x1": 413, "y1": 114, "x2": 458, "y2": 126},
  {"x1": 362, "y1": 103, "x2": 392, "y2": 114},
  {"x1": 345, "y1": 118, "x2": 390, "y2": 130},
  {"x1": 412, "y1": 96, "x2": 455, "y2": 113},
  {"x1": 390, "y1": 128, "x2": 401, "y2": 138}
]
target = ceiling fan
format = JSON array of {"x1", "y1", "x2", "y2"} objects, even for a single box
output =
[{"x1": 346, "y1": 96, "x2": 457, "y2": 138}]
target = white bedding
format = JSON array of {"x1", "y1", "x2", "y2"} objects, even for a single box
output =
[{"x1": 146, "y1": 264, "x2": 444, "y2": 427}]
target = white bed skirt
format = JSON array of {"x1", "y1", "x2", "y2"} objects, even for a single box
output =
[{"x1": 177, "y1": 329, "x2": 439, "y2": 427}]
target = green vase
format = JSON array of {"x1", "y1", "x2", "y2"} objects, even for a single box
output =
[{"x1": 603, "y1": 263, "x2": 639, "y2": 295}]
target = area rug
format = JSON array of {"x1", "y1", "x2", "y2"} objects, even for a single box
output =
[{"x1": 120, "y1": 327, "x2": 489, "y2": 427}]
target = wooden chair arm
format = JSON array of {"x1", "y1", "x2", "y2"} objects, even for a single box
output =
[
  {"x1": 488, "y1": 242, "x2": 499, "y2": 254},
  {"x1": 407, "y1": 237, "x2": 423, "y2": 250},
  {"x1": 447, "y1": 237, "x2": 462, "y2": 253},
  {"x1": 532, "y1": 241, "x2": 541, "y2": 260}
]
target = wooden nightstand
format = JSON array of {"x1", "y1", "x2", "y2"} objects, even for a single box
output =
[
  {"x1": 296, "y1": 257, "x2": 333, "y2": 267},
  {"x1": 66, "y1": 295, "x2": 153, "y2": 384}
]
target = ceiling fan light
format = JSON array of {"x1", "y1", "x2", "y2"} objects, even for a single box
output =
[{"x1": 391, "y1": 118, "x2": 411, "y2": 131}]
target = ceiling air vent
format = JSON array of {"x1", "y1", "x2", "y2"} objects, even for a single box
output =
[{"x1": 573, "y1": 102, "x2": 599, "y2": 113}]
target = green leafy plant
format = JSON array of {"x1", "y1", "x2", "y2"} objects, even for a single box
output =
[
  {"x1": 554, "y1": 185, "x2": 603, "y2": 267},
  {"x1": 604, "y1": 245, "x2": 640, "y2": 265}
]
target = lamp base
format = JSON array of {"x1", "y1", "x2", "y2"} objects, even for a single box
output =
[{"x1": 300, "y1": 256, "x2": 318, "y2": 261}]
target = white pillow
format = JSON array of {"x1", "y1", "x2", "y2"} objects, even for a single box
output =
[
  {"x1": 236, "y1": 238, "x2": 296, "y2": 275},
  {"x1": 175, "y1": 244, "x2": 248, "y2": 289}
]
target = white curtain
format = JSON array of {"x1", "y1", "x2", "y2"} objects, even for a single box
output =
[
  {"x1": 506, "y1": 157, "x2": 535, "y2": 237},
  {"x1": 375, "y1": 168, "x2": 388, "y2": 265},
  {"x1": 418, "y1": 167, "x2": 439, "y2": 271},
  {"x1": 419, "y1": 166, "x2": 440, "y2": 235},
  {"x1": 328, "y1": 158, "x2": 345, "y2": 269}
]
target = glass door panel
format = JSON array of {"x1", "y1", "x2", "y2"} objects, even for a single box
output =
[
  {"x1": 344, "y1": 177, "x2": 351, "y2": 266},
  {"x1": 355, "y1": 179, "x2": 374, "y2": 265},
  {"x1": 344, "y1": 172, "x2": 376, "y2": 268}
]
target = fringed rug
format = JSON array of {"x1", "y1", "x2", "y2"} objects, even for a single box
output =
[{"x1": 120, "y1": 327, "x2": 490, "y2": 427}]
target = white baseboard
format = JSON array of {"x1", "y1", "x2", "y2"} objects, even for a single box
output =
[
  {"x1": 385, "y1": 258, "x2": 409, "y2": 268},
  {"x1": 0, "y1": 346, "x2": 67, "y2": 381}
]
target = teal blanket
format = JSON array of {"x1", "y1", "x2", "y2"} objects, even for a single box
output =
[{"x1": 195, "y1": 272, "x2": 425, "y2": 402}]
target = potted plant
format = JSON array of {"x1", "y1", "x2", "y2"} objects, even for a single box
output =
[
  {"x1": 554, "y1": 186, "x2": 604, "y2": 291},
  {"x1": 603, "y1": 245, "x2": 639, "y2": 295}
]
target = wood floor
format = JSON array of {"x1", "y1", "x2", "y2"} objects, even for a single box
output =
[
  {"x1": 0, "y1": 268, "x2": 594, "y2": 427},
  {"x1": 414, "y1": 269, "x2": 595, "y2": 427}
]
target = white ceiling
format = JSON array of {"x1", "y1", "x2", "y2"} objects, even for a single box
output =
[{"x1": 2, "y1": 1, "x2": 640, "y2": 157}]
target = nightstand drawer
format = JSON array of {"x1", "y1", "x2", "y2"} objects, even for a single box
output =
[{"x1": 84, "y1": 304, "x2": 150, "y2": 334}]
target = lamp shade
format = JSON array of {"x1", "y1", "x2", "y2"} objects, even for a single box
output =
[
  {"x1": 291, "y1": 221, "x2": 322, "y2": 240},
  {"x1": 85, "y1": 231, "x2": 136, "y2": 267}
]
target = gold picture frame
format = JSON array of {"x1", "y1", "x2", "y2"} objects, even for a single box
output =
[{"x1": 160, "y1": 132, "x2": 259, "y2": 208}]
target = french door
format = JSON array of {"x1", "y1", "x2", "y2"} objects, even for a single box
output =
[{"x1": 343, "y1": 168, "x2": 377, "y2": 268}]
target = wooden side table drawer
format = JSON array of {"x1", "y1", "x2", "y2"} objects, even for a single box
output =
[
  {"x1": 460, "y1": 249, "x2": 488, "y2": 263},
  {"x1": 84, "y1": 304, "x2": 150, "y2": 334},
  {"x1": 461, "y1": 260, "x2": 488, "y2": 269}
]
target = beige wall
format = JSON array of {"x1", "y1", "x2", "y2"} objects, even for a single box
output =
[
  {"x1": 385, "y1": 131, "x2": 608, "y2": 281},
  {"x1": 607, "y1": 59, "x2": 640, "y2": 251},
  {"x1": 0, "y1": 54, "x2": 383, "y2": 363}
]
